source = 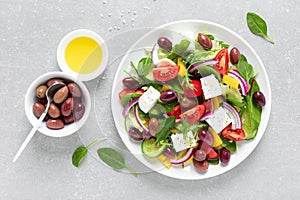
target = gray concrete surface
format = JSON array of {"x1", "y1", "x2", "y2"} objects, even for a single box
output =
[{"x1": 1, "y1": 0, "x2": 299, "y2": 199}]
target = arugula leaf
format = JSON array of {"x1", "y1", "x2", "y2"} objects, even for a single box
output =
[
  {"x1": 156, "y1": 116, "x2": 175, "y2": 143},
  {"x1": 247, "y1": 12, "x2": 275, "y2": 44},
  {"x1": 158, "y1": 101, "x2": 177, "y2": 113},
  {"x1": 137, "y1": 57, "x2": 153, "y2": 76},
  {"x1": 220, "y1": 136, "x2": 237, "y2": 152},
  {"x1": 174, "y1": 118, "x2": 206, "y2": 139},
  {"x1": 237, "y1": 54, "x2": 256, "y2": 85},
  {"x1": 243, "y1": 80, "x2": 262, "y2": 140},
  {"x1": 97, "y1": 148, "x2": 138, "y2": 177},
  {"x1": 72, "y1": 137, "x2": 107, "y2": 168},
  {"x1": 216, "y1": 40, "x2": 230, "y2": 49},
  {"x1": 185, "y1": 49, "x2": 217, "y2": 65}
]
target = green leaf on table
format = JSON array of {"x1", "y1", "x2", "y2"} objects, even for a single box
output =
[
  {"x1": 97, "y1": 148, "x2": 138, "y2": 177},
  {"x1": 72, "y1": 146, "x2": 88, "y2": 167},
  {"x1": 246, "y1": 12, "x2": 275, "y2": 44}
]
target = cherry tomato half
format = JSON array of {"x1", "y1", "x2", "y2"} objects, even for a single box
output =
[
  {"x1": 221, "y1": 124, "x2": 246, "y2": 141},
  {"x1": 153, "y1": 66, "x2": 180, "y2": 82},
  {"x1": 183, "y1": 80, "x2": 203, "y2": 97},
  {"x1": 167, "y1": 104, "x2": 181, "y2": 119},
  {"x1": 179, "y1": 104, "x2": 205, "y2": 124},
  {"x1": 118, "y1": 89, "x2": 143, "y2": 100},
  {"x1": 214, "y1": 48, "x2": 229, "y2": 75}
]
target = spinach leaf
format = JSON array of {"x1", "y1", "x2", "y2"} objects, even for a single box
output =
[
  {"x1": 172, "y1": 39, "x2": 190, "y2": 56},
  {"x1": 72, "y1": 146, "x2": 88, "y2": 167},
  {"x1": 97, "y1": 148, "x2": 137, "y2": 177},
  {"x1": 207, "y1": 159, "x2": 219, "y2": 165},
  {"x1": 156, "y1": 116, "x2": 175, "y2": 143},
  {"x1": 247, "y1": 12, "x2": 275, "y2": 44},
  {"x1": 237, "y1": 54, "x2": 256, "y2": 85},
  {"x1": 167, "y1": 78, "x2": 184, "y2": 94},
  {"x1": 72, "y1": 137, "x2": 107, "y2": 168},
  {"x1": 159, "y1": 101, "x2": 177, "y2": 113},
  {"x1": 220, "y1": 136, "x2": 237, "y2": 152},
  {"x1": 205, "y1": 34, "x2": 215, "y2": 40},
  {"x1": 137, "y1": 57, "x2": 153, "y2": 76},
  {"x1": 243, "y1": 80, "x2": 262, "y2": 140}
]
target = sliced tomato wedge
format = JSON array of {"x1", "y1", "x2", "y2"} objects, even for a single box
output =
[
  {"x1": 221, "y1": 124, "x2": 246, "y2": 141},
  {"x1": 179, "y1": 104, "x2": 205, "y2": 124},
  {"x1": 183, "y1": 80, "x2": 203, "y2": 97},
  {"x1": 206, "y1": 148, "x2": 219, "y2": 159},
  {"x1": 214, "y1": 48, "x2": 229, "y2": 75},
  {"x1": 153, "y1": 66, "x2": 180, "y2": 82},
  {"x1": 167, "y1": 104, "x2": 181, "y2": 119},
  {"x1": 118, "y1": 89, "x2": 143, "y2": 100}
]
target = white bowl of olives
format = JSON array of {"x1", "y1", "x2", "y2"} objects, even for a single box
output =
[{"x1": 25, "y1": 71, "x2": 91, "y2": 137}]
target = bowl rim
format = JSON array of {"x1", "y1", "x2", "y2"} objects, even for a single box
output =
[
  {"x1": 56, "y1": 29, "x2": 109, "y2": 81},
  {"x1": 24, "y1": 71, "x2": 91, "y2": 137}
]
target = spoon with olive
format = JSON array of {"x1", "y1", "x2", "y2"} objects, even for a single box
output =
[{"x1": 13, "y1": 82, "x2": 66, "y2": 163}]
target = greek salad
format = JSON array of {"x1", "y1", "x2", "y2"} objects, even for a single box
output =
[{"x1": 118, "y1": 32, "x2": 266, "y2": 172}]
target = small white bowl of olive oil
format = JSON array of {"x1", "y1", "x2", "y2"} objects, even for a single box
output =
[{"x1": 57, "y1": 29, "x2": 108, "y2": 81}]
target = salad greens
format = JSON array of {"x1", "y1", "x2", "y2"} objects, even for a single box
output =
[{"x1": 247, "y1": 12, "x2": 275, "y2": 44}]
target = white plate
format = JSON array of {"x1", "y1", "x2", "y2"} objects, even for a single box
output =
[{"x1": 111, "y1": 20, "x2": 271, "y2": 180}]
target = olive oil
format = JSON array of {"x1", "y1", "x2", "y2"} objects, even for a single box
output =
[{"x1": 65, "y1": 37, "x2": 102, "y2": 74}]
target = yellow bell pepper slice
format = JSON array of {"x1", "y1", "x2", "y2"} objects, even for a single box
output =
[
  {"x1": 222, "y1": 74, "x2": 239, "y2": 89},
  {"x1": 208, "y1": 127, "x2": 223, "y2": 148},
  {"x1": 162, "y1": 84, "x2": 170, "y2": 91},
  {"x1": 177, "y1": 59, "x2": 187, "y2": 77}
]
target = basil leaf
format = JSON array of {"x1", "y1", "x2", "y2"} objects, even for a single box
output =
[
  {"x1": 247, "y1": 12, "x2": 275, "y2": 44},
  {"x1": 243, "y1": 80, "x2": 262, "y2": 140},
  {"x1": 156, "y1": 116, "x2": 175, "y2": 143},
  {"x1": 137, "y1": 57, "x2": 152, "y2": 76},
  {"x1": 97, "y1": 148, "x2": 138, "y2": 177},
  {"x1": 237, "y1": 54, "x2": 256, "y2": 85},
  {"x1": 72, "y1": 146, "x2": 88, "y2": 167}
]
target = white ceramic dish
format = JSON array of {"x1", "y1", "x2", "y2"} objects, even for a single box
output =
[
  {"x1": 111, "y1": 20, "x2": 271, "y2": 179},
  {"x1": 25, "y1": 71, "x2": 91, "y2": 137},
  {"x1": 57, "y1": 29, "x2": 109, "y2": 81}
]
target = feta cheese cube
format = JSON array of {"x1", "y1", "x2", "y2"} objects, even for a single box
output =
[
  {"x1": 205, "y1": 106, "x2": 232, "y2": 133},
  {"x1": 200, "y1": 74, "x2": 222, "y2": 99},
  {"x1": 171, "y1": 131, "x2": 197, "y2": 152},
  {"x1": 138, "y1": 86, "x2": 160, "y2": 113}
]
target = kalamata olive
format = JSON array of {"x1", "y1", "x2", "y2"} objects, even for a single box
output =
[
  {"x1": 253, "y1": 91, "x2": 266, "y2": 107},
  {"x1": 73, "y1": 102, "x2": 85, "y2": 120},
  {"x1": 203, "y1": 99, "x2": 214, "y2": 113},
  {"x1": 47, "y1": 78, "x2": 64, "y2": 87},
  {"x1": 163, "y1": 147, "x2": 175, "y2": 159},
  {"x1": 194, "y1": 149, "x2": 206, "y2": 162},
  {"x1": 157, "y1": 37, "x2": 172, "y2": 51},
  {"x1": 36, "y1": 85, "x2": 48, "y2": 99},
  {"x1": 122, "y1": 77, "x2": 140, "y2": 90},
  {"x1": 148, "y1": 118, "x2": 159, "y2": 137},
  {"x1": 193, "y1": 159, "x2": 209, "y2": 172},
  {"x1": 46, "y1": 118, "x2": 64, "y2": 130},
  {"x1": 198, "y1": 130, "x2": 214, "y2": 146},
  {"x1": 62, "y1": 114, "x2": 75, "y2": 124},
  {"x1": 190, "y1": 71, "x2": 202, "y2": 80},
  {"x1": 142, "y1": 131, "x2": 151, "y2": 140},
  {"x1": 128, "y1": 127, "x2": 143, "y2": 141},
  {"x1": 197, "y1": 33, "x2": 212, "y2": 50},
  {"x1": 220, "y1": 148, "x2": 231, "y2": 164},
  {"x1": 181, "y1": 97, "x2": 197, "y2": 108},
  {"x1": 53, "y1": 86, "x2": 68, "y2": 104},
  {"x1": 32, "y1": 102, "x2": 45, "y2": 118},
  {"x1": 61, "y1": 97, "x2": 73, "y2": 116},
  {"x1": 230, "y1": 47, "x2": 241, "y2": 64},
  {"x1": 160, "y1": 90, "x2": 177, "y2": 102},
  {"x1": 37, "y1": 98, "x2": 47, "y2": 105},
  {"x1": 67, "y1": 82, "x2": 81, "y2": 98},
  {"x1": 48, "y1": 103, "x2": 60, "y2": 118}
]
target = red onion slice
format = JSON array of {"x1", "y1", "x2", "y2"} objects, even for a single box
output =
[
  {"x1": 170, "y1": 148, "x2": 195, "y2": 165},
  {"x1": 188, "y1": 60, "x2": 219, "y2": 73}
]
